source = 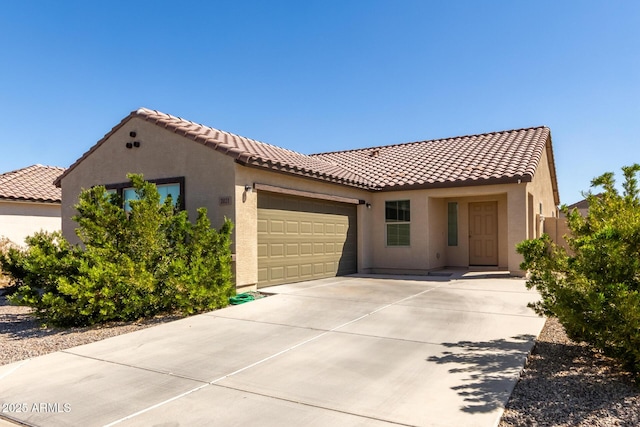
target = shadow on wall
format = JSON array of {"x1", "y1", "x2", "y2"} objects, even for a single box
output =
[{"x1": 426, "y1": 334, "x2": 536, "y2": 413}]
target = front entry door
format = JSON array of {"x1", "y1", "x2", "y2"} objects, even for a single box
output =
[{"x1": 469, "y1": 202, "x2": 498, "y2": 266}]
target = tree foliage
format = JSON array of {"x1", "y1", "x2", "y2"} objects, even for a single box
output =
[
  {"x1": 517, "y1": 164, "x2": 640, "y2": 377},
  {"x1": 1, "y1": 174, "x2": 234, "y2": 326}
]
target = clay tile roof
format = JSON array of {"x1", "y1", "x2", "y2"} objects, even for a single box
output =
[
  {"x1": 311, "y1": 126, "x2": 552, "y2": 191},
  {"x1": 56, "y1": 108, "x2": 557, "y2": 203},
  {"x1": 56, "y1": 108, "x2": 373, "y2": 189},
  {"x1": 0, "y1": 165, "x2": 65, "y2": 203}
]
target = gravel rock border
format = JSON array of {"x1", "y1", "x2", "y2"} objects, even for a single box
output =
[
  {"x1": 499, "y1": 317, "x2": 639, "y2": 426},
  {"x1": 1, "y1": 293, "x2": 638, "y2": 425},
  {"x1": 0, "y1": 294, "x2": 184, "y2": 366}
]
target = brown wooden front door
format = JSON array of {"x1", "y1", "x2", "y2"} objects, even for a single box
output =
[{"x1": 469, "y1": 201, "x2": 498, "y2": 266}]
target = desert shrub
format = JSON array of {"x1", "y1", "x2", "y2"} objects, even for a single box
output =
[
  {"x1": 0, "y1": 237, "x2": 17, "y2": 287},
  {"x1": 0, "y1": 174, "x2": 234, "y2": 326},
  {"x1": 517, "y1": 164, "x2": 640, "y2": 377}
]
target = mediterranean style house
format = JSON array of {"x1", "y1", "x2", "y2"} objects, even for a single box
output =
[
  {"x1": 55, "y1": 108, "x2": 560, "y2": 290},
  {"x1": 0, "y1": 164, "x2": 65, "y2": 246}
]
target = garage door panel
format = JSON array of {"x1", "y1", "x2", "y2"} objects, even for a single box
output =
[
  {"x1": 300, "y1": 222, "x2": 312, "y2": 234},
  {"x1": 270, "y1": 220, "x2": 285, "y2": 234},
  {"x1": 300, "y1": 264, "x2": 313, "y2": 276},
  {"x1": 286, "y1": 265, "x2": 299, "y2": 278},
  {"x1": 258, "y1": 193, "x2": 357, "y2": 287},
  {"x1": 300, "y1": 243, "x2": 313, "y2": 255},
  {"x1": 286, "y1": 243, "x2": 299, "y2": 256},
  {"x1": 270, "y1": 266, "x2": 284, "y2": 280},
  {"x1": 257, "y1": 243, "x2": 268, "y2": 257},
  {"x1": 285, "y1": 221, "x2": 298, "y2": 234},
  {"x1": 257, "y1": 268, "x2": 268, "y2": 282}
]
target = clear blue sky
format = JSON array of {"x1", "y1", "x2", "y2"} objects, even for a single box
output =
[{"x1": 1, "y1": 1, "x2": 638, "y2": 205}]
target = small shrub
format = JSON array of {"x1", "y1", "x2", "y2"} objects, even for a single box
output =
[
  {"x1": 517, "y1": 164, "x2": 640, "y2": 378},
  {"x1": 0, "y1": 174, "x2": 234, "y2": 326}
]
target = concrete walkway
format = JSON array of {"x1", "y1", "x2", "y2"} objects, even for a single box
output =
[{"x1": 0, "y1": 273, "x2": 545, "y2": 427}]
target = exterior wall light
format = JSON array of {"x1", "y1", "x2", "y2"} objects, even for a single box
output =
[
  {"x1": 244, "y1": 184, "x2": 253, "y2": 193},
  {"x1": 366, "y1": 203, "x2": 372, "y2": 209}
]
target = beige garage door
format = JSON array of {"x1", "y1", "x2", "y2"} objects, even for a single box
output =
[{"x1": 257, "y1": 192, "x2": 357, "y2": 287}]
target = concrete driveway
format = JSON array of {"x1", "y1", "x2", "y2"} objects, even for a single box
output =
[{"x1": 0, "y1": 273, "x2": 545, "y2": 427}]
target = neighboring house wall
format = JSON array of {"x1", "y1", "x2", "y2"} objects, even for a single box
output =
[
  {"x1": 544, "y1": 216, "x2": 572, "y2": 252},
  {"x1": 0, "y1": 201, "x2": 61, "y2": 246}
]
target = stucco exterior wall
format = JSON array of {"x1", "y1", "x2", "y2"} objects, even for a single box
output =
[
  {"x1": 59, "y1": 118, "x2": 237, "y2": 244},
  {"x1": 0, "y1": 201, "x2": 61, "y2": 246},
  {"x1": 368, "y1": 184, "x2": 525, "y2": 274},
  {"x1": 526, "y1": 142, "x2": 559, "y2": 239}
]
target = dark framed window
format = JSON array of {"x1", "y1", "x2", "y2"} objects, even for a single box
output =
[
  {"x1": 447, "y1": 202, "x2": 458, "y2": 246},
  {"x1": 385, "y1": 200, "x2": 410, "y2": 246},
  {"x1": 105, "y1": 177, "x2": 185, "y2": 211}
]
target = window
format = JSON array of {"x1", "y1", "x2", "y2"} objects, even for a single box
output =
[
  {"x1": 385, "y1": 200, "x2": 410, "y2": 246},
  {"x1": 447, "y1": 202, "x2": 458, "y2": 246},
  {"x1": 105, "y1": 177, "x2": 185, "y2": 211}
]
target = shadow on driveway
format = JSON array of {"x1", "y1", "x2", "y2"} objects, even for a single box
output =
[{"x1": 427, "y1": 334, "x2": 536, "y2": 413}]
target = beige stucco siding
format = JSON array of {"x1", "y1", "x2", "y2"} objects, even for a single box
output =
[
  {"x1": 368, "y1": 190, "x2": 429, "y2": 274},
  {"x1": 368, "y1": 183, "x2": 526, "y2": 274},
  {"x1": 59, "y1": 118, "x2": 237, "y2": 244},
  {"x1": 0, "y1": 201, "x2": 61, "y2": 246}
]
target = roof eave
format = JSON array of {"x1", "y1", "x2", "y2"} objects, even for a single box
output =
[
  {"x1": 235, "y1": 160, "x2": 374, "y2": 190},
  {"x1": 545, "y1": 134, "x2": 561, "y2": 206},
  {"x1": 0, "y1": 196, "x2": 62, "y2": 204},
  {"x1": 376, "y1": 175, "x2": 533, "y2": 192}
]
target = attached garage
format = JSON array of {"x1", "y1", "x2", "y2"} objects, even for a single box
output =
[{"x1": 257, "y1": 191, "x2": 358, "y2": 287}]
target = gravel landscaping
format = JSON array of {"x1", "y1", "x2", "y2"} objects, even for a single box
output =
[
  {"x1": 1, "y1": 291, "x2": 638, "y2": 425},
  {"x1": 499, "y1": 317, "x2": 639, "y2": 426},
  {"x1": 0, "y1": 293, "x2": 184, "y2": 366}
]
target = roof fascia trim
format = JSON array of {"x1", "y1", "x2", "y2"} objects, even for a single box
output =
[
  {"x1": 236, "y1": 160, "x2": 374, "y2": 190},
  {"x1": 376, "y1": 175, "x2": 532, "y2": 192},
  {"x1": 254, "y1": 183, "x2": 363, "y2": 205}
]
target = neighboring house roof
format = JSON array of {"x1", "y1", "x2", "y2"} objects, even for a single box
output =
[
  {"x1": 0, "y1": 165, "x2": 65, "y2": 203},
  {"x1": 566, "y1": 198, "x2": 590, "y2": 211},
  {"x1": 564, "y1": 193, "x2": 601, "y2": 215},
  {"x1": 55, "y1": 108, "x2": 560, "y2": 203}
]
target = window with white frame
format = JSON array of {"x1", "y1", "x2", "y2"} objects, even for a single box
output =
[{"x1": 385, "y1": 200, "x2": 410, "y2": 246}]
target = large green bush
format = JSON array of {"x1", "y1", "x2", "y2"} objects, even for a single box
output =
[
  {"x1": 517, "y1": 164, "x2": 640, "y2": 377},
  {"x1": 1, "y1": 174, "x2": 234, "y2": 326}
]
